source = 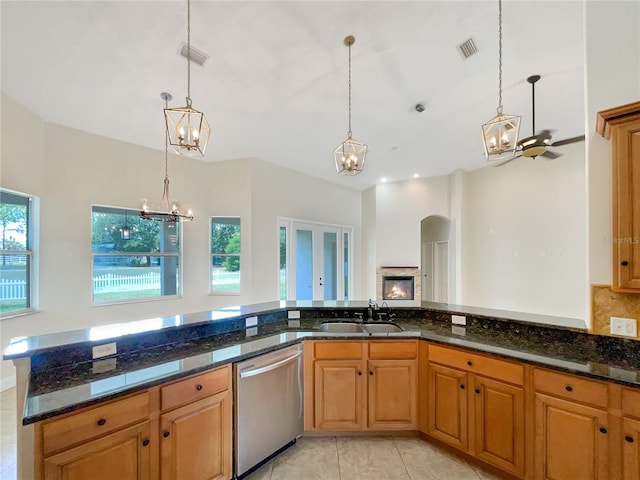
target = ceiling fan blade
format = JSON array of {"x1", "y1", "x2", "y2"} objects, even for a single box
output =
[
  {"x1": 550, "y1": 135, "x2": 586, "y2": 147},
  {"x1": 541, "y1": 150, "x2": 561, "y2": 160}
]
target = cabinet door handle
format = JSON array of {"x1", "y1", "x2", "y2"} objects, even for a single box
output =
[
  {"x1": 460, "y1": 384, "x2": 466, "y2": 390},
  {"x1": 142, "y1": 439, "x2": 150, "y2": 447},
  {"x1": 565, "y1": 385, "x2": 573, "y2": 392},
  {"x1": 369, "y1": 371, "x2": 374, "y2": 376},
  {"x1": 163, "y1": 431, "x2": 170, "y2": 438},
  {"x1": 97, "y1": 418, "x2": 106, "y2": 426},
  {"x1": 599, "y1": 427, "x2": 607, "y2": 434},
  {"x1": 474, "y1": 388, "x2": 481, "y2": 394},
  {"x1": 196, "y1": 384, "x2": 203, "y2": 391},
  {"x1": 358, "y1": 371, "x2": 362, "y2": 376},
  {"x1": 622, "y1": 260, "x2": 629, "y2": 266},
  {"x1": 625, "y1": 435, "x2": 635, "y2": 443},
  {"x1": 467, "y1": 361, "x2": 473, "y2": 366}
]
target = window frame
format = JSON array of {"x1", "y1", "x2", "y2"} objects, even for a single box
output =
[
  {"x1": 91, "y1": 204, "x2": 183, "y2": 305},
  {"x1": 210, "y1": 216, "x2": 241, "y2": 296},
  {"x1": 0, "y1": 188, "x2": 38, "y2": 318}
]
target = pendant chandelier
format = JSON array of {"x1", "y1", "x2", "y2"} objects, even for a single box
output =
[
  {"x1": 140, "y1": 92, "x2": 194, "y2": 223},
  {"x1": 164, "y1": 0, "x2": 211, "y2": 157},
  {"x1": 334, "y1": 35, "x2": 367, "y2": 176},
  {"x1": 481, "y1": 0, "x2": 521, "y2": 163}
]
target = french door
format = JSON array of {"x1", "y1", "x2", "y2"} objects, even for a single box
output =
[{"x1": 290, "y1": 222, "x2": 347, "y2": 301}]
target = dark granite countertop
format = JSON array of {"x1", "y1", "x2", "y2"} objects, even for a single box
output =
[{"x1": 8, "y1": 301, "x2": 640, "y2": 426}]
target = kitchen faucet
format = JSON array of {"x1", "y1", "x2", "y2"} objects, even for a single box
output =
[{"x1": 367, "y1": 299, "x2": 378, "y2": 320}]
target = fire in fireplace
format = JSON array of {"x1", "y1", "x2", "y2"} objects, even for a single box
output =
[{"x1": 382, "y1": 276, "x2": 414, "y2": 300}]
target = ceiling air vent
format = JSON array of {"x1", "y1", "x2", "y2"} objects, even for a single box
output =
[
  {"x1": 179, "y1": 43, "x2": 208, "y2": 66},
  {"x1": 457, "y1": 38, "x2": 478, "y2": 59}
]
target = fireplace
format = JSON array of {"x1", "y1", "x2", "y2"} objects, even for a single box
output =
[
  {"x1": 382, "y1": 276, "x2": 414, "y2": 300},
  {"x1": 376, "y1": 266, "x2": 421, "y2": 305}
]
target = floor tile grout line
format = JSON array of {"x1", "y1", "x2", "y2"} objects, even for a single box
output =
[
  {"x1": 392, "y1": 436, "x2": 413, "y2": 480},
  {"x1": 334, "y1": 436, "x2": 342, "y2": 480}
]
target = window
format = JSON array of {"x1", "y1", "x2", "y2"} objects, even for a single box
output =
[
  {"x1": 0, "y1": 189, "x2": 36, "y2": 317},
  {"x1": 91, "y1": 206, "x2": 181, "y2": 304},
  {"x1": 279, "y1": 223, "x2": 288, "y2": 300},
  {"x1": 211, "y1": 217, "x2": 241, "y2": 295}
]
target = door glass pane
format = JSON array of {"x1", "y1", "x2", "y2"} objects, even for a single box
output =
[
  {"x1": 279, "y1": 226, "x2": 287, "y2": 300},
  {"x1": 323, "y1": 232, "x2": 337, "y2": 300},
  {"x1": 295, "y1": 229, "x2": 313, "y2": 300},
  {"x1": 343, "y1": 232, "x2": 350, "y2": 300}
]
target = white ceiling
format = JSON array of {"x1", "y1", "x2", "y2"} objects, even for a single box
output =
[{"x1": 1, "y1": 1, "x2": 585, "y2": 191}]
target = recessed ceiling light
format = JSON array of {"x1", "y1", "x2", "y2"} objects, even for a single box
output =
[
  {"x1": 380, "y1": 177, "x2": 388, "y2": 183},
  {"x1": 413, "y1": 173, "x2": 420, "y2": 178}
]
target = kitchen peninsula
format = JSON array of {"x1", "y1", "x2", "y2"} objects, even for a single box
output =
[{"x1": 6, "y1": 301, "x2": 640, "y2": 480}]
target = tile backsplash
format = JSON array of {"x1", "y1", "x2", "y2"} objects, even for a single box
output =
[{"x1": 592, "y1": 284, "x2": 640, "y2": 338}]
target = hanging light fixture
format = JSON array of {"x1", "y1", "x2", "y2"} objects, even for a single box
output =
[
  {"x1": 481, "y1": 0, "x2": 521, "y2": 163},
  {"x1": 141, "y1": 92, "x2": 194, "y2": 223},
  {"x1": 120, "y1": 211, "x2": 131, "y2": 240},
  {"x1": 334, "y1": 35, "x2": 367, "y2": 176},
  {"x1": 164, "y1": 0, "x2": 211, "y2": 157}
]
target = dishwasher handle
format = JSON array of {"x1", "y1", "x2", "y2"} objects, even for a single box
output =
[{"x1": 239, "y1": 351, "x2": 302, "y2": 378}]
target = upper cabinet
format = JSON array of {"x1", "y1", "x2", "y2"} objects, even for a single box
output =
[{"x1": 597, "y1": 101, "x2": 640, "y2": 292}]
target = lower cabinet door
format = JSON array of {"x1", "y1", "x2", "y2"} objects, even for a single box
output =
[
  {"x1": 314, "y1": 360, "x2": 365, "y2": 430},
  {"x1": 623, "y1": 417, "x2": 640, "y2": 480},
  {"x1": 160, "y1": 389, "x2": 232, "y2": 480},
  {"x1": 427, "y1": 363, "x2": 468, "y2": 450},
  {"x1": 368, "y1": 359, "x2": 417, "y2": 429},
  {"x1": 472, "y1": 375, "x2": 525, "y2": 477},
  {"x1": 535, "y1": 393, "x2": 609, "y2": 480},
  {"x1": 43, "y1": 421, "x2": 151, "y2": 480}
]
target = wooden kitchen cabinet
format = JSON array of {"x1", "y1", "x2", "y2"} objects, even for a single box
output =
[
  {"x1": 159, "y1": 366, "x2": 232, "y2": 480},
  {"x1": 43, "y1": 421, "x2": 151, "y2": 480},
  {"x1": 305, "y1": 340, "x2": 417, "y2": 431},
  {"x1": 314, "y1": 359, "x2": 365, "y2": 430},
  {"x1": 534, "y1": 368, "x2": 610, "y2": 480},
  {"x1": 622, "y1": 417, "x2": 640, "y2": 480},
  {"x1": 39, "y1": 392, "x2": 152, "y2": 480},
  {"x1": 597, "y1": 101, "x2": 640, "y2": 292},
  {"x1": 427, "y1": 344, "x2": 525, "y2": 477}
]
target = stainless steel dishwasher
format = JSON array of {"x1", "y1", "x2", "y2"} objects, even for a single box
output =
[{"x1": 234, "y1": 344, "x2": 303, "y2": 478}]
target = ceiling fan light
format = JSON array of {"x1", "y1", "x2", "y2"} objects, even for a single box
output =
[{"x1": 482, "y1": 113, "x2": 521, "y2": 162}]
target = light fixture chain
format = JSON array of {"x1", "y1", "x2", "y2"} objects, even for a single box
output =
[
  {"x1": 187, "y1": 0, "x2": 191, "y2": 101},
  {"x1": 348, "y1": 41, "x2": 352, "y2": 138},
  {"x1": 497, "y1": 0, "x2": 503, "y2": 115}
]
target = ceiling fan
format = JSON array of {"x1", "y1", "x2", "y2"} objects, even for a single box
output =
[{"x1": 499, "y1": 74, "x2": 585, "y2": 165}]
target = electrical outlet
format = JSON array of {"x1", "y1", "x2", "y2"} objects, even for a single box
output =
[
  {"x1": 452, "y1": 314, "x2": 467, "y2": 326},
  {"x1": 288, "y1": 310, "x2": 300, "y2": 319},
  {"x1": 610, "y1": 317, "x2": 637, "y2": 337},
  {"x1": 92, "y1": 342, "x2": 117, "y2": 359},
  {"x1": 245, "y1": 316, "x2": 258, "y2": 328}
]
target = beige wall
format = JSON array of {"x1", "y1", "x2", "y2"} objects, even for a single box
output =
[{"x1": 0, "y1": 94, "x2": 362, "y2": 389}]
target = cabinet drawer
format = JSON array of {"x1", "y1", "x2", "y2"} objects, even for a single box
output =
[
  {"x1": 622, "y1": 388, "x2": 640, "y2": 418},
  {"x1": 42, "y1": 392, "x2": 149, "y2": 456},
  {"x1": 534, "y1": 368, "x2": 608, "y2": 408},
  {"x1": 369, "y1": 341, "x2": 417, "y2": 359},
  {"x1": 314, "y1": 341, "x2": 364, "y2": 360},
  {"x1": 162, "y1": 365, "x2": 231, "y2": 411},
  {"x1": 429, "y1": 344, "x2": 523, "y2": 385}
]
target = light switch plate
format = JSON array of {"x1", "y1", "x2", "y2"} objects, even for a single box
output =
[
  {"x1": 610, "y1": 317, "x2": 637, "y2": 337},
  {"x1": 288, "y1": 310, "x2": 300, "y2": 319},
  {"x1": 452, "y1": 315, "x2": 467, "y2": 326},
  {"x1": 92, "y1": 342, "x2": 117, "y2": 359}
]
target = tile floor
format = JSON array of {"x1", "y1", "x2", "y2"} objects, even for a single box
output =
[
  {"x1": 243, "y1": 436, "x2": 503, "y2": 480},
  {"x1": 0, "y1": 387, "x2": 502, "y2": 480}
]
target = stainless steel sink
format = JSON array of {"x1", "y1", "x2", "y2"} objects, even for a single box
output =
[
  {"x1": 361, "y1": 322, "x2": 404, "y2": 333},
  {"x1": 318, "y1": 322, "x2": 365, "y2": 333}
]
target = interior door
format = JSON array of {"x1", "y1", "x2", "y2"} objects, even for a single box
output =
[
  {"x1": 421, "y1": 241, "x2": 434, "y2": 301},
  {"x1": 291, "y1": 223, "x2": 342, "y2": 300},
  {"x1": 434, "y1": 241, "x2": 449, "y2": 303}
]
